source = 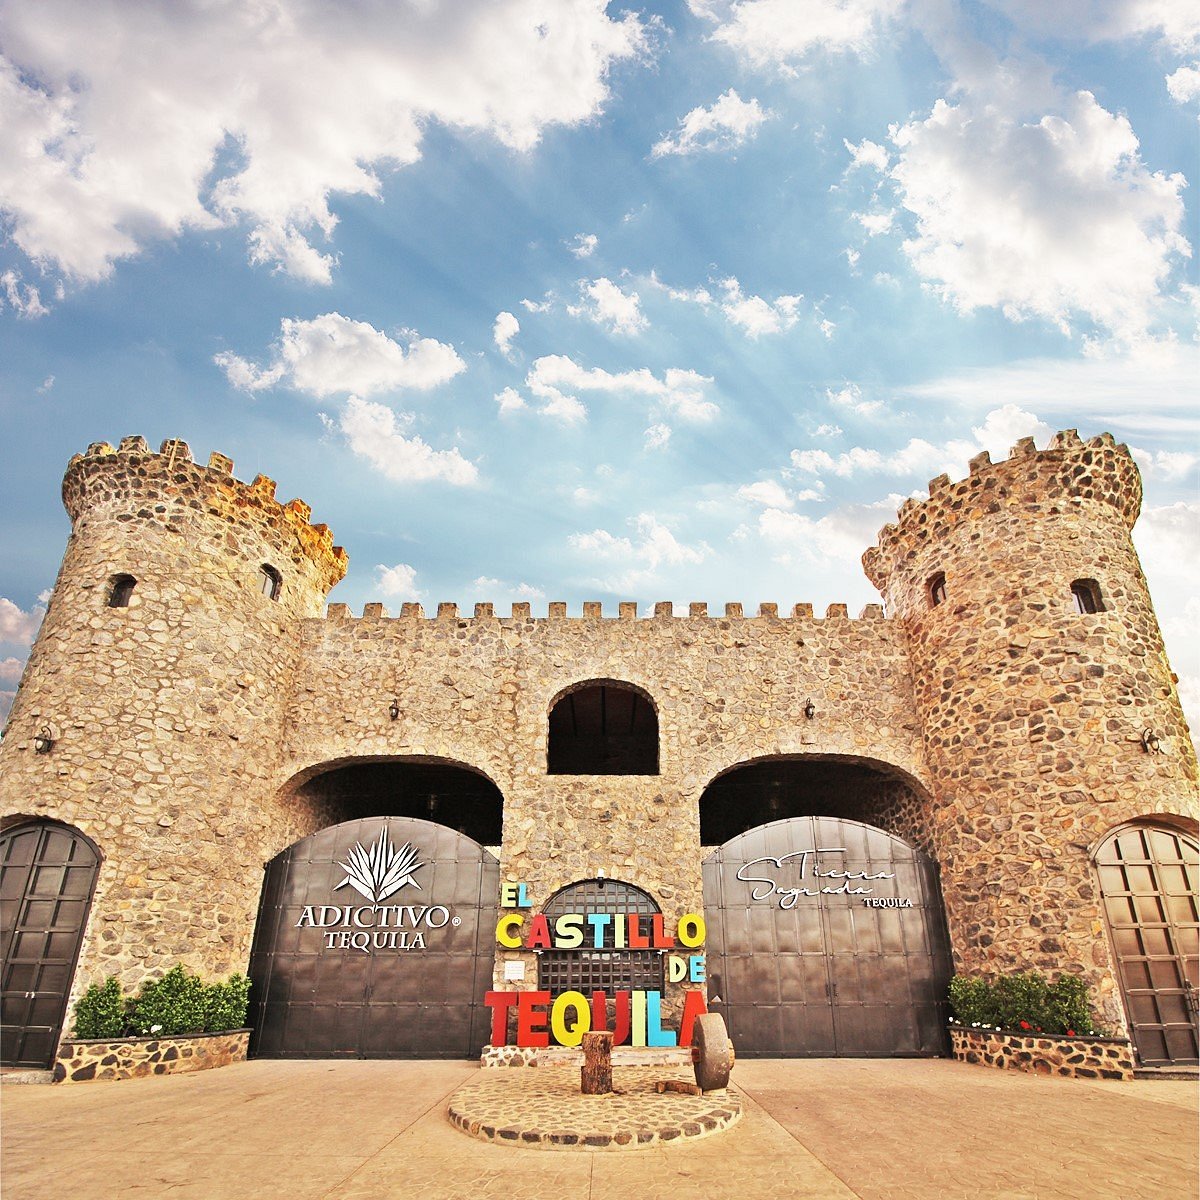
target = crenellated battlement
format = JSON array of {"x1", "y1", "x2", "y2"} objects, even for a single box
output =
[
  {"x1": 322, "y1": 600, "x2": 889, "y2": 623},
  {"x1": 62, "y1": 436, "x2": 348, "y2": 591},
  {"x1": 862, "y1": 429, "x2": 1142, "y2": 592}
]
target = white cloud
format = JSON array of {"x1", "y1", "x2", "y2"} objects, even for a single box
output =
[
  {"x1": 790, "y1": 404, "x2": 1052, "y2": 479},
  {"x1": 0, "y1": 656, "x2": 24, "y2": 684},
  {"x1": 569, "y1": 513, "x2": 709, "y2": 591},
  {"x1": 813, "y1": 423, "x2": 843, "y2": 437},
  {"x1": 1130, "y1": 447, "x2": 1198, "y2": 481},
  {"x1": 0, "y1": 3, "x2": 646, "y2": 284},
  {"x1": 883, "y1": 75, "x2": 1190, "y2": 343},
  {"x1": 718, "y1": 277, "x2": 803, "y2": 337},
  {"x1": 569, "y1": 277, "x2": 648, "y2": 335},
  {"x1": 738, "y1": 480, "x2": 794, "y2": 508},
  {"x1": 756, "y1": 496, "x2": 904, "y2": 566},
  {"x1": 855, "y1": 209, "x2": 895, "y2": 237},
  {"x1": 215, "y1": 313, "x2": 464, "y2": 397},
  {"x1": 569, "y1": 233, "x2": 599, "y2": 259},
  {"x1": 844, "y1": 137, "x2": 890, "y2": 171},
  {"x1": 521, "y1": 355, "x2": 719, "y2": 423},
  {"x1": 827, "y1": 383, "x2": 884, "y2": 418},
  {"x1": 645, "y1": 423, "x2": 672, "y2": 449},
  {"x1": 572, "y1": 486, "x2": 600, "y2": 505},
  {"x1": 702, "y1": 0, "x2": 905, "y2": 70},
  {"x1": 651, "y1": 89, "x2": 770, "y2": 157},
  {"x1": 333, "y1": 396, "x2": 478, "y2": 486},
  {"x1": 374, "y1": 563, "x2": 422, "y2": 599},
  {"x1": 472, "y1": 576, "x2": 545, "y2": 600},
  {"x1": 521, "y1": 296, "x2": 555, "y2": 313},
  {"x1": 0, "y1": 598, "x2": 45, "y2": 646},
  {"x1": 37, "y1": 375, "x2": 54, "y2": 394},
  {"x1": 493, "y1": 311, "x2": 519, "y2": 356},
  {"x1": 1, "y1": 269, "x2": 49, "y2": 318},
  {"x1": 495, "y1": 386, "x2": 527, "y2": 415},
  {"x1": 1166, "y1": 64, "x2": 1200, "y2": 103},
  {"x1": 984, "y1": 1, "x2": 1200, "y2": 52}
]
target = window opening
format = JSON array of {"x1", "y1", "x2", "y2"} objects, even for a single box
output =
[
  {"x1": 538, "y1": 878, "x2": 665, "y2": 999},
  {"x1": 1070, "y1": 579, "x2": 1104, "y2": 614},
  {"x1": 108, "y1": 574, "x2": 136, "y2": 608},
  {"x1": 258, "y1": 564, "x2": 282, "y2": 601},
  {"x1": 928, "y1": 572, "x2": 947, "y2": 607},
  {"x1": 547, "y1": 682, "x2": 658, "y2": 774}
]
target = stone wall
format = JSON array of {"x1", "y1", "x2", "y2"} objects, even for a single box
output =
[
  {"x1": 949, "y1": 1027, "x2": 1134, "y2": 1080},
  {"x1": 53, "y1": 1029, "x2": 250, "y2": 1082}
]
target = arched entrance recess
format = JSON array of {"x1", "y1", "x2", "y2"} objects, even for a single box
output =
[
  {"x1": 248, "y1": 816, "x2": 498, "y2": 1058},
  {"x1": 1, "y1": 820, "x2": 100, "y2": 1068},
  {"x1": 1095, "y1": 821, "x2": 1198, "y2": 1067},
  {"x1": 704, "y1": 816, "x2": 952, "y2": 1056}
]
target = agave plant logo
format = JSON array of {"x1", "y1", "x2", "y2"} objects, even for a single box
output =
[{"x1": 335, "y1": 829, "x2": 425, "y2": 904}]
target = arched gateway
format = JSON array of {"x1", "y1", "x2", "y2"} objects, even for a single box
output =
[
  {"x1": 248, "y1": 816, "x2": 498, "y2": 1058},
  {"x1": 704, "y1": 816, "x2": 952, "y2": 1056}
]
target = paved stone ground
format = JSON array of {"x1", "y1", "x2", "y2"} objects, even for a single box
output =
[
  {"x1": 1, "y1": 1058, "x2": 1196, "y2": 1199},
  {"x1": 448, "y1": 1066, "x2": 741, "y2": 1148}
]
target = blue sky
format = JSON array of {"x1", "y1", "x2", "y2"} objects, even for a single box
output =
[{"x1": 1, "y1": 0, "x2": 1197, "y2": 726}]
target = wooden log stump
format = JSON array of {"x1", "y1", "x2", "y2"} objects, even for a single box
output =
[{"x1": 580, "y1": 1030, "x2": 614, "y2": 1094}]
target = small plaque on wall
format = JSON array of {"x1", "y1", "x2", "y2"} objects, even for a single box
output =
[{"x1": 503, "y1": 960, "x2": 526, "y2": 982}]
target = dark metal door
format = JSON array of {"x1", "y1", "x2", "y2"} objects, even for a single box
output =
[
  {"x1": 248, "y1": 817, "x2": 499, "y2": 1059},
  {"x1": 1, "y1": 822, "x2": 100, "y2": 1068},
  {"x1": 1096, "y1": 824, "x2": 1199, "y2": 1066},
  {"x1": 703, "y1": 816, "x2": 952, "y2": 1056}
]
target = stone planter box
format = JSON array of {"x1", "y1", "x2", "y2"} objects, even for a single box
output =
[
  {"x1": 949, "y1": 1025, "x2": 1134, "y2": 1080},
  {"x1": 53, "y1": 1029, "x2": 250, "y2": 1083}
]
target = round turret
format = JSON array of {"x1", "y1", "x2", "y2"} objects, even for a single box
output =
[
  {"x1": 863, "y1": 429, "x2": 1197, "y2": 1027},
  {"x1": 0, "y1": 437, "x2": 347, "y2": 997}
]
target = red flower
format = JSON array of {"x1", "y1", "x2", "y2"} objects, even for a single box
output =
[
  {"x1": 1019, "y1": 1020, "x2": 1031, "y2": 1030},
  {"x1": 1067, "y1": 1029, "x2": 1076, "y2": 1037}
]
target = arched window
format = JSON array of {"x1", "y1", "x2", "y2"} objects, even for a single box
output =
[
  {"x1": 258, "y1": 564, "x2": 282, "y2": 601},
  {"x1": 108, "y1": 574, "x2": 136, "y2": 608},
  {"x1": 1070, "y1": 579, "x2": 1104, "y2": 614},
  {"x1": 928, "y1": 572, "x2": 947, "y2": 608},
  {"x1": 538, "y1": 878, "x2": 664, "y2": 998},
  {"x1": 547, "y1": 681, "x2": 659, "y2": 774}
]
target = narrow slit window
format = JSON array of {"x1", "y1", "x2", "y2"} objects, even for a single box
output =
[
  {"x1": 1071, "y1": 579, "x2": 1104, "y2": 614},
  {"x1": 258, "y1": 564, "x2": 282, "y2": 601},
  {"x1": 108, "y1": 574, "x2": 136, "y2": 608},
  {"x1": 928, "y1": 572, "x2": 947, "y2": 608}
]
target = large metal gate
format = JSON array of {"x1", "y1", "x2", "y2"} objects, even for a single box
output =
[
  {"x1": 1096, "y1": 823, "x2": 1198, "y2": 1066},
  {"x1": 1, "y1": 821, "x2": 100, "y2": 1068},
  {"x1": 703, "y1": 816, "x2": 952, "y2": 1056},
  {"x1": 248, "y1": 817, "x2": 498, "y2": 1058}
]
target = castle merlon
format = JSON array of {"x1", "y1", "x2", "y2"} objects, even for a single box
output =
[
  {"x1": 63, "y1": 436, "x2": 348, "y2": 589},
  {"x1": 862, "y1": 429, "x2": 1142, "y2": 589},
  {"x1": 322, "y1": 600, "x2": 888, "y2": 622}
]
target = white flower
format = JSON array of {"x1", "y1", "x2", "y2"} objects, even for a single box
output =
[{"x1": 150, "y1": 1024, "x2": 162, "y2": 1033}]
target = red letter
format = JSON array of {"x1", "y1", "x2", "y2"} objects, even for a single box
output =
[
  {"x1": 678, "y1": 990, "x2": 709, "y2": 1047},
  {"x1": 611, "y1": 991, "x2": 632, "y2": 1045},
  {"x1": 627, "y1": 913, "x2": 651, "y2": 949},
  {"x1": 651, "y1": 913, "x2": 674, "y2": 949},
  {"x1": 484, "y1": 991, "x2": 518, "y2": 1046},
  {"x1": 516, "y1": 990, "x2": 551, "y2": 1047},
  {"x1": 525, "y1": 913, "x2": 552, "y2": 949}
]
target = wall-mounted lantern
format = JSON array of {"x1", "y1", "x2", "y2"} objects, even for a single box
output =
[
  {"x1": 388, "y1": 699, "x2": 400, "y2": 721},
  {"x1": 1141, "y1": 727, "x2": 1164, "y2": 754},
  {"x1": 33, "y1": 725, "x2": 55, "y2": 754},
  {"x1": 803, "y1": 697, "x2": 816, "y2": 720}
]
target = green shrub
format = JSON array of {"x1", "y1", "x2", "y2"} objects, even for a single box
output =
[
  {"x1": 948, "y1": 971, "x2": 1102, "y2": 1036},
  {"x1": 73, "y1": 977, "x2": 129, "y2": 1039},
  {"x1": 204, "y1": 973, "x2": 251, "y2": 1033},
  {"x1": 127, "y1": 965, "x2": 209, "y2": 1036}
]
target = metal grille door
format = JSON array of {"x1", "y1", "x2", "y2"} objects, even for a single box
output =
[
  {"x1": 1096, "y1": 824, "x2": 1198, "y2": 1066},
  {"x1": 539, "y1": 878, "x2": 664, "y2": 997},
  {"x1": 248, "y1": 817, "x2": 499, "y2": 1059},
  {"x1": 1, "y1": 822, "x2": 99, "y2": 1068},
  {"x1": 704, "y1": 817, "x2": 952, "y2": 1057}
]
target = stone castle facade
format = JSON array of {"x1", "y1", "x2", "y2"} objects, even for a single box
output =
[{"x1": 1, "y1": 430, "x2": 1196, "y2": 1063}]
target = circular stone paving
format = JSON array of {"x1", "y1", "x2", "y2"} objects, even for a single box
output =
[{"x1": 448, "y1": 1066, "x2": 742, "y2": 1150}]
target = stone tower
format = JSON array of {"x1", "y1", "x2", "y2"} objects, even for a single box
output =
[
  {"x1": 0, "y1": 437, "x2": 347, "y2": 997},
  {"x1": 863, "y1": 430, "x2": 1198, "y2": 1029}
]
